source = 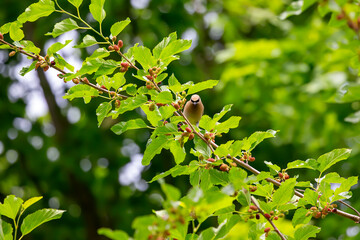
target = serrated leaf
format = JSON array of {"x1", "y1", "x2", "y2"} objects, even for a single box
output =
[
  {"x1": 214, "y1": 215, "x2": 241, "y2": 239},
  {"x1": 194, "y1": 135, "x2": 211, "y2": 159},
  {"x1": 110, "y1": 18, "x2": 131, "y2": 37},
  {"x1": 133, "y1": 46, "x2": 157, "y2": 70},
  {"x1": 153, "y1": 32, "x2": 177, "y2": 58},
  {"x1": 89, "y1": 0, "x2": 106, "y2": 24},
  {"x1": 63, "y1": 84, "x2": 99, "y2": 103},
  {"x1": 22, "y1": 196, "x2": 43, "y2": 211},
  {"x1": 317, "y1": 148, "x2": 351, "y2": 173},
  {"x1": 53, "y1": 53, "x2": 75, "y2": 72},
  {"x1": 0, "y1": 195, "x2": 23, "y2": 220},
  {"x1": 187, "y1": 80, "x2": 218, "y2": 95},
  {"x1": 302, "y1": 188, "x2": 318, "y2": 206},
  {"x1": 142, "y1": 136, "x2": 168, "y2": 165},
  {"x1": 214, "y1": 141, "x2": 233, "y2": 157},
  {"x1": 0, "y1": 218, "x2": 13, "y2": 240},
  {"x1": 292, "y1": 208, "x2": 312, "y2": 227},
  {"x1": 170, "y1": 141, "x2": 186, "y2": 164},
  {"x1": 159, "y1": 105, "x2": 176, "y2": 119},
  {"x1": 149, "y1": 165, "x2": 182, "y2": 183},
  {"x1": 0, "y1": 22, "x2": 11, "y2": 34},
  {"x1": 111, "y1": 118, "x2": 147, "y2": 135},
  {"x1": 46, "y1": 18, "x2": 79, "y2": 38},
  {"x1": 168, "y1": 74, "x2": 192, "y2": 93},
  {"x1": 294, "y1": 225, "x2": 320, "y2": 240},
  {"x1": 209, "y1": 169, "x2": 229, "y2": 186},
  {"x1": 140, "y1": 105, "x2": 163, "y2": 127},
  {"x1": 272, "y1": 178, "x2": 296, "y2": 206},
  {"x1": 264, "y1": 161, "x2": 281, "y2": 173},
  {"x1": 98, "y1": 228, "x2": 129, "y2": 240},
  {"x1": 47, "y1": 40, "x2": 72, "y2": 57},
  {"x1": 96, "y1": 102, "x2": 112, "y2": 127},
  {"x1": 159, "y1": 38, "x2": 192, "y2": 63},
  {"x1": 286, "y1": 159, "x2": 318, "y2": 170},
  {"x1": 20, "y1": 40, "x2": 40, "y2": 55},
  {"x1": 246, "y1": 130, "x2": 277, "y2": 151},
  {"x1": 154, "y1": 91, "x2": 173, "y2": 104},
  {"x1": 68, "y1": 0, "x2": 83, "y2": 8},
  {"x1": 214, "y1": 116, "x2": 241, "y2": 134},
  {"x1": 9, "y1": 21, "x2": 24, "y2": 41},
  {"x1": 229, "y1": 168, "x2": 247, "y2": 190},
  {"x1": 17, "y1": 0, "x2": 55, "y2": 23},
  {"x1": 21, "y1": 209, "x2": 65, "y2": 236},
  {"x1": 94, "y1": 59, "x2": 119, "y2": 78},
  {"x1": 74, "y1": 35, "x2": 98, "y2": 48},
  {"x1": 20, "y1": 61, "x2": 37, "y2": 76}
]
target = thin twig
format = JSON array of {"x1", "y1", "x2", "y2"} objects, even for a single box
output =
[{"x1": 250, "y1": 196, "x2": 287, "y2": 240}]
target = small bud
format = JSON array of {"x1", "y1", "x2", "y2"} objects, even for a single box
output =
[
  {"x1": 305, "y1": 211, "x2": 312, "y2": 217},
  {"x1": 249, "y1": 156, "x2": 255, "y2": 162},
  {"x1": 207, "y1": 158, "x2": 215, "y2": 162},
  {"x1": 310, "y1": 206, "x2": 317, "y2": 211},
  {"x1": 332, "y1": 208, "x2": 337, "y2": 213},
  {"x1": 156, "y1": 103, "x2": 164, "y2": 107},
  {"x1": 264, "y1": 213, "x2": 271, "y2": 219},
  {"x1": 185, "y1": 127, "x2": 192, "y2": 133},
  {"x1": 149, "y1": 102, "x2": 156, "y2": 111},
  {"x1": 264, "y1": 227, "x2": 271, "y2": 233},
  {"x1": 146, "y1": 75, "x2": 153, "y2": 81},
  {"x1": 105, "y1": 37, "x2": 109, "y2": 41},
  {"x1": 112, "y1": 36, "x2": 117, "y2": 42},
  {"x1": 249, "y1": 205, "x2": 258, "y2": 211},
  {"x1": 50, "y1": 60, "x2": 56, "y2": 66},
  {"x1": 220, "y1": 164, "x2": 229, "y2": 172},
  {"x1": 40, "y1": 62, "x2": 48, "y2": 68},
  {"x1": 101, "y1": 85, "x2": 107, "y2": 90},
  {"x1": 72, "y1": 78, "x2": 80, "y2": 84},
  {"x1": 256, "y1": 214, "x2": 260, "y2": 220},
  {"x1": 163, "y1": 121, "x2": 168, "y2": 125},
  {"x1": 249, "y1": 185, "x2": 257, "y2": 192},
  {"x1": 337, "y1": 12, "x2": 345, "y2": 20},
  {"x1": 172, "y1": 102, "x2": 180, "y2": 110},
  {"x1": 43, "y1": 66, "x2": 49, "y2": 72},
  {"x1": 230, "y1": 162, "x2": 237, "y2": 167},
  {"x1": 278, "y1": 172, "x2": 283, "y2": 178},
  {"x1": 82, "y1": 77, "x2": 89, "y2": 84},
  {"x1": 113, "y1": 45, "x2": 120, "y2": 52},
  {"x1": 110, "y1": 91, "x2": 117, "y2": 96},
  {"x1": 204, "y1": 132, "x2": 211, "y2": 140},
  {"x1": 120, "y1": 67, "x2": 127, "y2": 72},
  {"x1": 315, "y1": 212, "x2": 322, "y2": 218},
  {"x1": 108, "y1": 45, "x2": 114, "y2": 51},
  {"x1": 284, "y1": 173, "x2": 290, "y2": 180},
  {"x1": 146, "y1": 84, "x2": 153, "y2": 90},
  {"x1": 118, "y1": 40, "x2": 123, "y2": 48},
  {"x1": 274, "y1": 216, "x2": 278, "y2": 220},
  {"x1": 270, "y1": 211, "x2": 274, "y2": 215},
  {"x1": 189, "y1": 133, "x2": 195, "y2": 140},
  {"x1": 9, "y1": 51, "x2": 16, "y2": 57},
  {"x1": 0, "y1": 32, "x2": 3, "y2": 40},
  {"x1": 181, "y1": 131, "x2": 190, "y2": 137},
  {"x1": 115, "y1": 99, "x2": 121, "y2": 108}
]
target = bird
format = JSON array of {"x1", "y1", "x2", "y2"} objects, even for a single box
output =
[{"x1": 183, "y1": 94, "x2": 204, "y2": 126}]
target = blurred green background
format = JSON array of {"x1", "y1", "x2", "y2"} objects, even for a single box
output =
[{"x1": 1, "y1": 0, "x2": 360, "y2": 239}]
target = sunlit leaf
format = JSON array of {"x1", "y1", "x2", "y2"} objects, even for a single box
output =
[
  {"x1": 21, "y1": 209, "x2": 65, "y2": 236},
  {"x1": 110, "y1": 18, "x2": 131, "y2": 37},
  {"x1": 111, "y1": 118, "x2": 148, "y2": 135},
  {"x1": 0, "y1": 195, "x2": 23, "y2": 220},
  {"x1": 98, "y1": 228, "x2": 129, "y2": 240},
  {"x1": 17, "y1": 0, "x2": 55, "y2": 23},
  {"x1": 45, "y1": 18, "x2": 79, "y2": 38}
]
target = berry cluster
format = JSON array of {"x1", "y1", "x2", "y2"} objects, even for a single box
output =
[
  {"x1": 306, "y1": 204, "x2": 337, "y2": 219},
  {"x1": 276, "y1": 171, "x2": 290, "y2": 182}
]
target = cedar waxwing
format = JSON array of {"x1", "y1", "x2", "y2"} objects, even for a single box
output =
[{"x1": 183, "y1": 94, "x2": 204, "y2": 126}]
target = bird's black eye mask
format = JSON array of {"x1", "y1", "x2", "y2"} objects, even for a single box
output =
[{"x1": 191, "y1": 99, "x2": 199, "y2": 104}]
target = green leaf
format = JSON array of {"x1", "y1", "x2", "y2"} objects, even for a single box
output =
[
  {"x1": 74, "y1": 35, "x2": 98, "y2": 48},
  {"x1": 214, "y1": 141, "x2": 234, "y2": 157},
  {"x1": 159, "y1": 105, "x2": 176, "y2": 119},
  {"x1": 168, "y1": 74, "x2": 192, "y2": 93},
  {"x1": 0, "y1": 23, "x2": 11, "y2": 34},
  {"x1": 68, "y1": 0, "x2": 83, "y2": 8},
  {"x1": 272, "y1": 178, "x2": 296, "y2": 206},
  {"x1": 21, "y1": 209, "x2": 65, "y2": 236},
  {"x1": 161, "y1": 183, "x2": 181, "y2": 201},
  {"x1": 154, "y1": 91, "x2": 174, "y2": 104},
  {"x1": 209, "y1": 169, "x2": 229, "y2": 186},
  {"x1": 133, "y1": 46, "x2": 156, "y2": 70},
  {"x1": 187, "y1": 80, "x2": 219, "y2": 95},
  {"x1": 110, "y1": 18, "x2": 131, "y2": 37},
  {"x1": 17, "y1": 0, "x2": 55, "y2": 23},
  {"x1": 215, "y1": 215, "x2": 242, "y2": 239},
  {"x1": 194, "y1": 135, "x2": 211, "y2": 159},
  {"x1": 96, "y1": 102, "x2": 112, "y2": 127},
  {"x1": 153, "y1": 32, "x2": 177, "y2": 58},
  {"x1": 94, "y1": 60, "x2": 119, "y2": 78},
  {"x1": 149, "y1": 165, "x2": 181, "y2": 183},
  {"x1": 111, "y1": 119, "x2": 147, "y2": 135},
  {"x1": 63, "y1": 84, "x2": 99, "y2": 103},
  {"x1": 141, "y1": 105, "x2": 163, "y2": 127},
  {"x1": 20, "y1": 61, "x2": 37, "y2": 76},
  {"x1": 142, "y1": 136, "x2": 168, "y2": 165},
  {"x1": 111, "y1": 73, "x2": 126, "y2": 90},
  {"x1": 200, "y1": 169, "x2": 212, "y2": 191},
  {"x1": 279, "y1": 0, "x2": 303, "y2": 20},
  {"x1": 294, "y1": 225, "x2": 320, "y2": 240},
  {"x1": 286, "y1": 159, "x2": 318, "y2": 170},
  {"x1": 22, "y1": 196, "x2": 43, "y2": 211},
  {"x1": 229, "y1": 168, "x2": 247, "y2": 190},
  {"x1": 292, "y1": 208, "x2": 312, "y2": 227},
  {"x1": 9, "y1": 21, "x2": 24, "y2": 41},
  {"x1": 98, "y1": 228, "x2": 129, "y2": 240},
  {"x1": 246, "y1": 130, "x2": 277, "y2": 151},
  {"x1": 302, "y1": 188, "x2": 318, "y2": 206},
  {"x1": 317, "y1": 148, "x2": 351, "y2": 174},
  {"x1": 264, "y1": 161, "x2": 281, "y2": 174},
  {"x1": 0, "y1": 195, "x2": 23, "y2": 220},
  {"x1": 169, "y1": 141, "x2": 186, "y2": 164},
  {"x1": 53, "y1": 53, "x2": 75, "y2": 72},
  {"x1": 0, "y1": 218, "x2": 13, "y2": 240},
  {"x1": 46, "y1": 18, "x2": 79, "y2": 38},
  {"x1": 89, "y1": 0, "x2": 106, "y2": 25},
  {"x1": 159, "y1": 38, "x2": 192, "y2": 59},
  {"x1": 214, "y1": 116, "x2": 241, "y2": 134},
  {"x1": 47, "y1": 40, "x2": 72, "y2": 57},
  {"x1": 20, "y1": 40, "x2": 40, "y2": 55}
]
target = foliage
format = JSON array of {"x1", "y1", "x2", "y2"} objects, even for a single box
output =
[{"x1": 1, "y1": 0, "x2": 360, "y2": 239}]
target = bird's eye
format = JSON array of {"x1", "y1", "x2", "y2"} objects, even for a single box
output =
[{"x1": 192, "y1": 99, "x2": 199, "y2": 103}]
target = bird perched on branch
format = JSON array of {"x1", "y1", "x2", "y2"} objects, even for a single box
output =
[{"x1": 183, "y1": 94, "x2": 204, "y2": 126}]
